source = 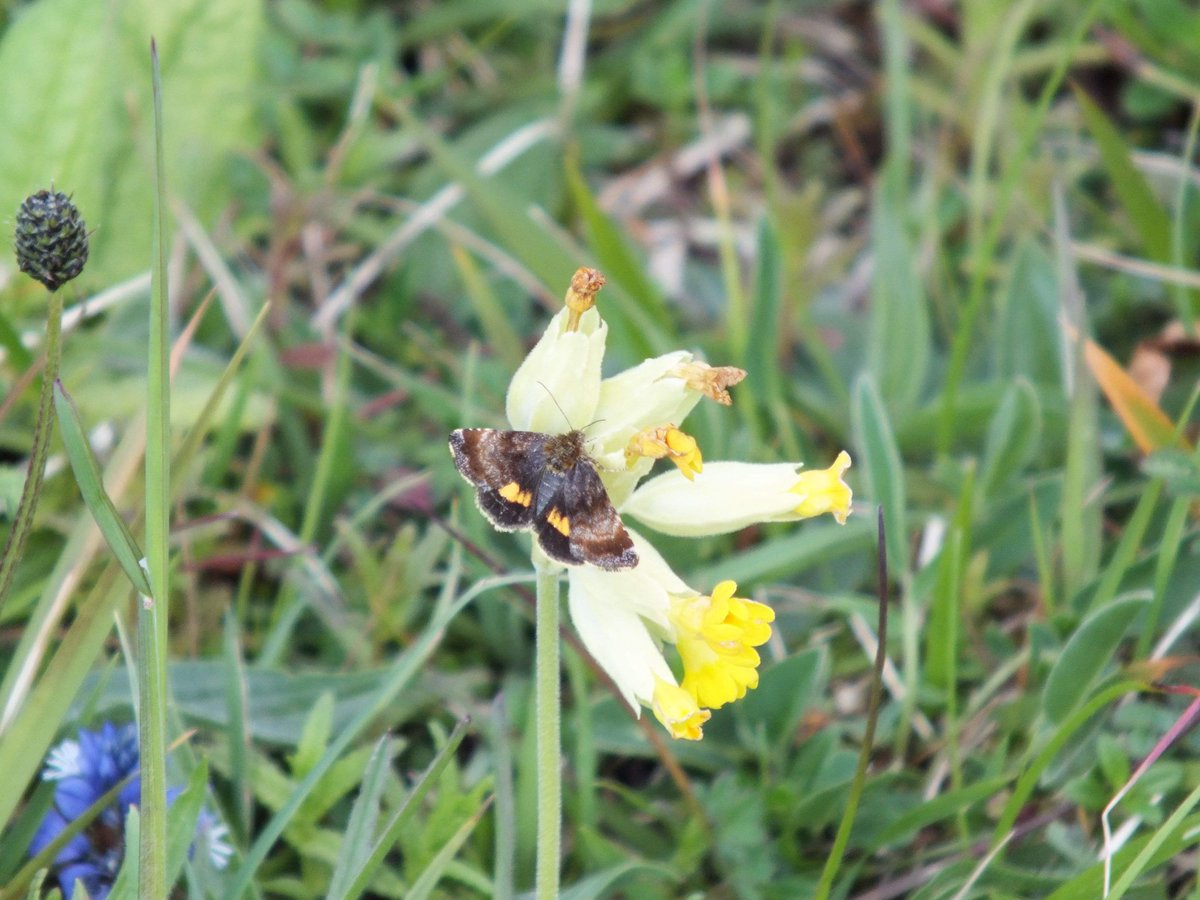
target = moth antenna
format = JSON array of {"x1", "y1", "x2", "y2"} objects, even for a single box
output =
[{"x1": 536, "y1": 381, "x2": 575, "y2": 430}]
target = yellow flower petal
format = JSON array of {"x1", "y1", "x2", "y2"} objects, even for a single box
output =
[
  {"x1": 651, "y1": 677, "x2": 711, "y2": 740},
  {"x1": 788, "y1": 451, "x2": 853, "y2": 524},
  {"x1": 670, "y1": 580, "x2": 775, "y2": 710}
]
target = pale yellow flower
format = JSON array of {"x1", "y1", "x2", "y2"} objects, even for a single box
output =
[
  {"x1": 495, "y1": 269, "x2": 852, "y2": 739},
  {"x1": 622, "y1": 453, "x2": 854, "y2": 537}
]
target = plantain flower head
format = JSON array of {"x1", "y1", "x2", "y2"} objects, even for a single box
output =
[{"x1": 14, "y1": 189, "x2": 89, "y2": 292}]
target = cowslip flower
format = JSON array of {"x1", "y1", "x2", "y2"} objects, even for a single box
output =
[
  {"x1": 493, "y1": 269, "x2": 853, "y2": 740},
  {"x1": 28, "y1": 722, "x2": 231, "y2": 898}
]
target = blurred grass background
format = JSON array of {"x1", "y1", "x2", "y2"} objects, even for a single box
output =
[{"x1": 0, "y1": 0, "x2": 1199, "y2": 896}]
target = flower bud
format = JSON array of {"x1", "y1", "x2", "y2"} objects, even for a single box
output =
[{"x1": 14, "y1": 190, "x2": 89, "y2": 291}]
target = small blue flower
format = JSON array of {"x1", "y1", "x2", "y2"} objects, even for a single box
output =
[
  {"x1": 28, "y1": 722, "x2": 231, "y2": 898},
  {"x1": 29, "y1": 722, "x2": 138, "y2": 898}
]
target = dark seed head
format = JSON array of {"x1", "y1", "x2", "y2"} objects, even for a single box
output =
[{"x1": 14, "y1": 190, "x2": 89, "y2": 291}]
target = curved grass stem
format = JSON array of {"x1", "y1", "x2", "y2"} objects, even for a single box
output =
[{"x1": 0, "y1": 289, "x2": 65, "y2": 620}]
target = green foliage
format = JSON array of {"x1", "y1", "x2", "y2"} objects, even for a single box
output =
[
  {"x1": 0, "y1": 0, "x2": 262, "y2": 284},
  {"x1": 53, "y1": 382, "x2": 151, "y2": 596},
  {"x1": 0, "y1": 0, "x2": 1199, "y2": 897}
]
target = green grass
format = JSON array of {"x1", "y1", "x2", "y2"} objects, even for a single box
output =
[{"x1": 0, "y1": 0, "x2": 1199, "y2": 896}]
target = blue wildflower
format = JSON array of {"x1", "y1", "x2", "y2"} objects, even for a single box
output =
[
  {"x1": 28, "y1": 722, "x2": 232, "y2": 898},
  {"x1": 29, "y1": 722, "x2": 138, "y2": 897}
]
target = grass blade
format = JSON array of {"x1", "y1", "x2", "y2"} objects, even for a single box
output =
[
  {"x1": 406, "y1": 794, "x2": 493, "y2": 900},
  {"x1": 337, "y1": 719, "x2": 471, "y2": 900},
  {"x1": 52, "y1": 381, "x2": 151, "y2": 597},
  {"x1": 165, "y1": 760, "x2": 207, "y2": 887},
  {"x1": 327, "y1": 735, "x2": 394, "y2": 899},
  {"x1": 223, "y1": 573, "x2": 497, "y2": 897},
  {"x1": 993, "y1": 681, "x2": 1143, "y2": 851},
  {"x1": 139, "y1": 37, "x2": 172, "y2": 898},
  {"x1": 107, "y1": 805, "x2": 141, "y2": 900},
  {"x1": 1108, "y1": 783, "x2": 1200, "y2": 898},
  {"x1": 1073, "y1": 84, "x2": 1172, "y2": 264}
]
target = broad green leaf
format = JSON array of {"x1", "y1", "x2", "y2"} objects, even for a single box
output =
[
  {"x1": 0, "y1": 0, "x2": 263, "y2": 285},
  {"x1": 851, "y1": 375, "x2": 909, "y2": 575},
  {"x1": 866, "y1": 181, "x2": 930, "y2": 411},
  {"x1": 978, "y1": 379, "x2": 1042, "y2": 498},
  {"x1": 734, "y1": 650, "x2": 822, "y2": 749},
  {"x1": 0, "y1": 0, "x2": 114, "y2": 285},
  {"x1": 744, "y1": 216, "x2": 786, "y2": 437},
  {"x1": 53, "y1": 381, "x2": 152, "y2": 597},
  {"x1": 81, "y1": 660, "x2": 424, "y2": 745},
  {"x1": 879, "y1": 0, "x2": 912, "y2": 197},
  {"x1": 290, "y1": 691, "x2": 335, "y2": 777},
  {"x1": 997, "y1": 242, "x2": 1064, "y2": 385},
  {"x1": 1043, "y1": 597, "x2": 1149, "y2": 724}
]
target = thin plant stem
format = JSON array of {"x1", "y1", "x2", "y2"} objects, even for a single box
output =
[
  {"x1": 815, "y1": 508, "x2": 889, "y2": 899},
  {"x1": 138, "y1": 38, "x2": 171, "y2": 898},
  {"x1": 534, "y1": 565, "x2": 562, "y2": 900},
  {"x1": 0, "y1": 289, "x2": 64, "y2": 620}
]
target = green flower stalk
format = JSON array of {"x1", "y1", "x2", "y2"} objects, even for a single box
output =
[{"x1": 0, "y1": 190, "x2": 89, "y2": 615}]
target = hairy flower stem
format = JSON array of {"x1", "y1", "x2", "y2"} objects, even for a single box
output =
[
  {"x1": 534, "y1": 565, "x2": 562, "y2": 900},
  {"x1": 0, "y1": 290, "x2": 64, "y2": 619}
]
